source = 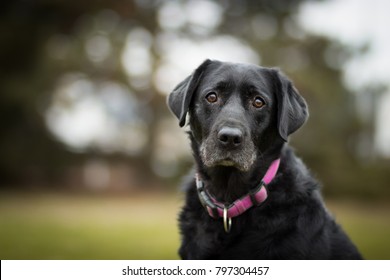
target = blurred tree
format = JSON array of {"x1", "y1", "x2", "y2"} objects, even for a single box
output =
[
  {"x1": 0, "y1": 0, "x2": 93, "y2": 185},
  {"x1": 0, "y1": 0, "x2": 388, "y2": 198}
]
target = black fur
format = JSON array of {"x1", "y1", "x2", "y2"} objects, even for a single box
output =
[{"x1": 168, "y1": 59, "x2": 362, "y2": 260}]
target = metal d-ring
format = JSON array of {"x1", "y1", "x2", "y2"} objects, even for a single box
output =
[{"x1": 223, "y1": 207, "x2": 232, "y2": 233}]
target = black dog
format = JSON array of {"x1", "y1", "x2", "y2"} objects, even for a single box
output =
[{"x1": 168, "y1": 59, "x2": 362, "y2": 259}]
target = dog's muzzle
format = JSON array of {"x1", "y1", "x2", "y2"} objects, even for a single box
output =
[{"x1": 200, "y1": 124, "x2": 256, "y2": 172}]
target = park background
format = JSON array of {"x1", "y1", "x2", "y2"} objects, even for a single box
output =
[{"x1": 0, "y1": 0, "x2": 389, "y2": 259}]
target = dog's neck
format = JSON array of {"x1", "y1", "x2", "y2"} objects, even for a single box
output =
[{"x1": 189, "y1": 129, "x2": 285, "y2": 203}]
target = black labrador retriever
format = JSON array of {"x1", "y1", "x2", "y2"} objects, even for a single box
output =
[{"x1": 167, "y1": 59, "x2": 362, "y2": 259}]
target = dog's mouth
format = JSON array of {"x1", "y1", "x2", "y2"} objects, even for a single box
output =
[
  {"x1": 216, "y1": 159, "x2": 250, "y2": 172},
  {"x1": 199, "y1": 144, "x2": 257, "y2": 172},
  {"x1": 218, "y1": 159, "x2": 236, "y2": 167}
]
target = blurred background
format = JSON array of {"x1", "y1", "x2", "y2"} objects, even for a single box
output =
[{"x1": 0, "y1": 0, "x2": 389, "y2": 259}]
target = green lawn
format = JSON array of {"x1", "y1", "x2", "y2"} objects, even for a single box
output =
[
  {"x1": 0, "y1": 192, "x2": 389, "y2": 259},
  {"x1": 0, "y1": 192, "x2": 181, "y2": 259},
  {"x1": 327, "y1": 200, "x2": 390, "y2": 260}
]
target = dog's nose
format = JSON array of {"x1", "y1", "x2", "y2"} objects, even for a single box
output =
[{"x1": 217, "y1": 127, "x2": 243, "y2": 148}]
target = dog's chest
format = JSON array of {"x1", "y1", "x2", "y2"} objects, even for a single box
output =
[
  {"x1": 182, "y1": 211, "x2": 259, "y2": 259},
  {"x1": 190, "y1": 220, "x2": 270, "y2": 259},
  {"x1": 179, "y1": 211, "x2": 230, "y2": 258}
]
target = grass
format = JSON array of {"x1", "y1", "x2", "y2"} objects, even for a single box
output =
[
  {"x1": 0, "y1": 192, "x2": 181, "y2": 259},
  {"x1": 327, "y1": 200, "x2": 390, "y2": 260},
  {"x1": 0, "y1": 192, "x2": 389, "y2": 259}
]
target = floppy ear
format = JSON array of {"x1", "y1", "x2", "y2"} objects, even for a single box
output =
[
  {"x1": 273, "y1": 69, "x2": 309, "y2": 141},
  {"x1": 167, "y1": 59, "x2": 213, "y2": 127}
]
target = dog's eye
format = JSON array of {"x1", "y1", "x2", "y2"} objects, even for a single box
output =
[
  {"x1": 253, "y1": 97, "x2": 265, "y2": 108},
  {"x1": 205, "y1": 92, "x2": 218, "y2": 103}
]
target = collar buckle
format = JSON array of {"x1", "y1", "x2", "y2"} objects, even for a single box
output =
[{"x1": 249, "y1": 181, "x2": 266, "y2": 206}]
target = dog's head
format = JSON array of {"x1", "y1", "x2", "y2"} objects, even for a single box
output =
[{"x1": 168, "y1": 59, "x2": 308, "y2": 172}]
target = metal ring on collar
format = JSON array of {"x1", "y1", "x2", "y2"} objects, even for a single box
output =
[{"x1": 223, "y1": 207, "x2": 232, "y2": 233}]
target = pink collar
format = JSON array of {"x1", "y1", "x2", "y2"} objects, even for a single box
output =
[{"x1": 196, "y1": 159, "x2": 280, "y2": 232}]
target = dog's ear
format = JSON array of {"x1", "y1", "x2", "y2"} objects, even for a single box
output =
[
  {"x1": 273, "y1": 69, "x2": 308, "y2": 141},
  {"x1": 167, "y1": 59, "x2": 213, "y2": 127}
]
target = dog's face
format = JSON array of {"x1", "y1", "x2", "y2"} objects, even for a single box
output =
[
  {"x1": 189, "y1": 62, "x2": 277, "y2": 172},
  {"x1": 168, "y1": 59, "x2": 308, "y2": 172}
]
